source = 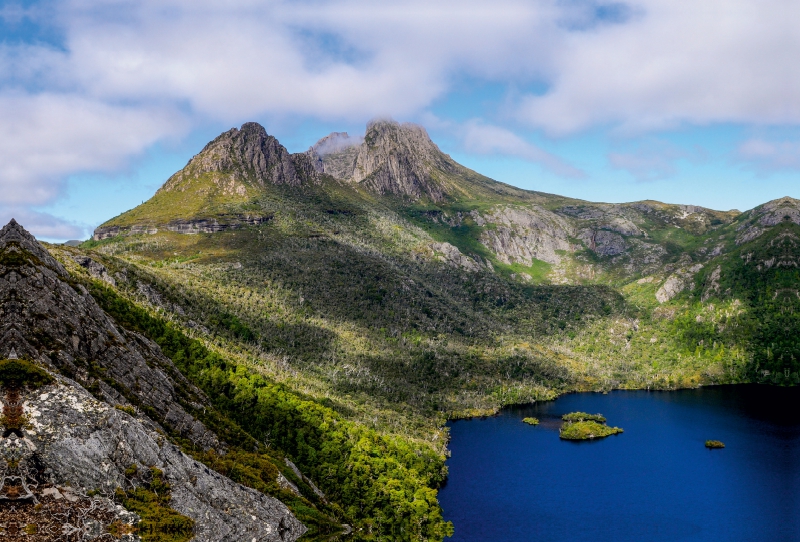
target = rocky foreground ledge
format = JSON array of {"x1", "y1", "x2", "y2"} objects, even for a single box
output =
[{"x1": 0, "y1": 219, "x2": 306, "y2": 541}]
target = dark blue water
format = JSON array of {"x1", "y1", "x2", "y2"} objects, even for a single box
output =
[{"x1": 439, "y1": 385, "x2": 800, "y2": 542}]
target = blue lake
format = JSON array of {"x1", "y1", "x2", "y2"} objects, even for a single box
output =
[{"x1": 439, "y1": 385, "x2": 800, "y2": 541}]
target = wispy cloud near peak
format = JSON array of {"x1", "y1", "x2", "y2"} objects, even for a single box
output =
[{"x1": 462, "y1": 121, "x2": 587, "y2": 179}]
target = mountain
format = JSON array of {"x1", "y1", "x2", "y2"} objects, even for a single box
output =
[
  {"x1": 92, "y1": 119, "x2": 795, "y2": 396},
  {"x1": 72, "y1": 119, "x2": 800, "y2": 540},
  {"x1": 97, "y1": 119, "x2": 739, "y2": 278},
  {"x1": 306, "y1": 119, "x2": 487, "y2": 201}
]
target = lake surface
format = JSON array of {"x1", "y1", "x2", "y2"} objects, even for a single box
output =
[{"x1": 439, "y1": 385, "x2": 800, "y2": 541}]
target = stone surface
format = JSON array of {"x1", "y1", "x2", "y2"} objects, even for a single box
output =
[
  {"x1": 93, "y1": 215, "x2": 269, "y2": 241},
  {"x1": 72, "y1": 255, "x2": 116, "y2": 286},
  {"x1": 656, "y1": 263, "x2": 703, "y2": 303},
  {"x1": 736, "y1": 197, "x2": 800, "y2": 245},
  {"x1": 16, "y1": 379, "x2": 305, "y2": 541},
  {"x1": 477, "y1": 205, "x2": 573, "y2": 265},
  {"x1": 0, "y1": 220, "x2": 217, "y2": 450},
  {"x1": 306, "y1": 132, "x2": 362, "y2": 180},
  {"x1": 308, "y1": 119, "x2": 462, "y2": 202},
  {"x1": 430, "y1": 242, "x2": 487, "y2": 272},
  {"x1": 0, "y1": 220, "x2": 306, "y2": 540},
  {"x1": 162, "y1": 122, "x2": 312, "y2": 191}
]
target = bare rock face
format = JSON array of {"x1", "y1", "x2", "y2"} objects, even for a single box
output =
[
  {"x1": 430, "y1": 242, "x2": 489, "y2": 272},
  {"x1": 161, "y1": 122, "x2": 316, "y2": 194},
  {"x1": 72, "y1": 255, "x2": 116, "y2": 286},
  {"x1": 309, "y1": 119, "x2": 461, "y2": 202},
  {"x1": 477, "y1": 206, "x2": 573, "y2": 265},
  {"x1": 93, "y1": 215, "x2": 269, "y2": 241},
  {"x1": 736, "y1": 197, "x2": 800, "y2": 245},
  {"x1": 306, "y1": 132, "x2": 362, "y2": 180},
  {"x1": 577, "y1": 229, "x2": 627, "y2": 257},
  {"x1": 0, "y1": 220, "x2": 216, "y2": 449},
  {"x1": 18, "y1": 379, "x2": 305, "y2": 542},
  {"x1": 701, "y1": 265, "x2": 722, "y2": 302},
  {"x1": 0, "y1": 220, "x2": 306, "y2": 540},
  {"x1": 656, "y1": 263, "x2": 703, "y2": 303}
]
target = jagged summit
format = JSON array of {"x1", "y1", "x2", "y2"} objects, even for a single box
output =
[
  {"x1": 96, "y1": 118, "x2": 512, "y2": 237},
  {"x1": 734, "y1": 196, "x2": 800, "y2": 245},
  {"x1": 308, "y1": 119, "x2": 464, "y2": 201},
  {"x1": 0, "y1": 218, "x2": 69, "y2": 282},
  {"x1": 749, "y1": 196, "x2": 800, "y2": 225},
  {"x1": 161, "y1": 121, "x2": 316, "y2": 194}
]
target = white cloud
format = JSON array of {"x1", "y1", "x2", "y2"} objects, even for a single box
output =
[
  {"x1": 519, "y1": 0, "x2": 800, "y2": 134},
  {"x1": 1, "y1": 0, "x2": 564, "y2": 205},
  {"x1": 0, "y1": 92, "x2": 186, "y2": 205},
  {"x1": 608, "y1": 141, "x2": 705, "y2": 181},
  {"x1": 462, "y1": 121, "x2": 586, "y2": 179},
  {"x1": 1, "y1": 0, "x2": 799, "y2": 214},
  {"x1": 0, "y1": 207, "x2": 84, "y2": 241},
  {"x1": 738, "y1": 138, "x2": 800, "y2": 172}
]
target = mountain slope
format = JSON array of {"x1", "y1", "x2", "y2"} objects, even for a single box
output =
[{"x1": 0, "y1": 219, "x2": 307, "y2": 541}]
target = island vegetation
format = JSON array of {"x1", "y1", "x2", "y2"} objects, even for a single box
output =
[
  {"x1": 522, "y1": 417, "x2": 539, "y2": 425},
  {"x1": 561, "y1": 412, "x2": 606, "y2": 423},
  {"x1": 560, "y1": 412, "x2": 623, "y2": 440},
  {"x1": 705, "y1": 440, "x2": 725, "y2": 449}
]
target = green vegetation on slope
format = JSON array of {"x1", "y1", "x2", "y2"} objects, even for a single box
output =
[
  {"x1": 116, "y1": 466, "x2": 195, "y2": 542},
  {"x1": 66, "y1": 119, "x2": 800, "y2": 541},
  {"x1": 85, "y1": 278, "x2": 453, "y2": 541}
]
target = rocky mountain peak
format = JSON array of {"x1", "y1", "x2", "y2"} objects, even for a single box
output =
[
  {"x1": 311, "y1": 131, "x2": 360, "y2": 156},
  {"x1": 736, "y1": 197, "x2": 800, "y2": 245},
  {"x1": 309, "y1": 118, "x2": 460, "y2": 201},
  {"x1": 161, "y1": 122, "x2": 315, "y2": 194},
  {"x1": 0, "y1": 218, "x2": 69, "y2": 281},
  {"x1": 751, "y1": 196, "x2": 800, "y2": 226}
]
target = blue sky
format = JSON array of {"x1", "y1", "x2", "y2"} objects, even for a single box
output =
[{"x1": 2, "y1": 0, "x2": 799, "y2": 241}]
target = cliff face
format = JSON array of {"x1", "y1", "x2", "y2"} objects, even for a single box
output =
[
  {"x1": 0, "y1": 220, "x2": 306, "y2": 541},
  {"x1": 308, "y1": 119, "x2": 463, "y2": 202},
  {"x1": 162, "y1": 122, "x2": 316, "y2": 193}
]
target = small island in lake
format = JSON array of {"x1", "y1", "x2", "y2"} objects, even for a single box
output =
[
  {"x1": 522, "y1": 417, "x2": 539, "y2": 425},
  {"x1": 560, "y1": 412, "x2": 623, "y2": 440},
  {"x1": 705, "y1": 440, "x2": 725, "y2": 449}
]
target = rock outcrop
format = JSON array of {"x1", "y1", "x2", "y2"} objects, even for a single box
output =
[
  {"x1": 0, "y1": 219, "x2": 306, "y2": 541},
  {"x1": 162, "y1": 122, "x2": 316, "y2": 192},
  {"x1": 308, "y1": 119, "x2": 463, "y2": 201},
  {"x1": 476, "y1": 205, "x2": 574, "y2": 265},
  {"x1": 15, "y1": 377, "x2": 304, "y2": 541},
  {"x1": 93, "y1": 215, "x2": 269, "y2": 241},
  {"x1": 656, "y1": 262, "x2": 704, "y2": 303},
  {"x1": 0, "y1": 220, "x2": 216, "y2": 449},
  {"x1": 736, "y1": 197, "x2": 800, "y2": 245}
]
